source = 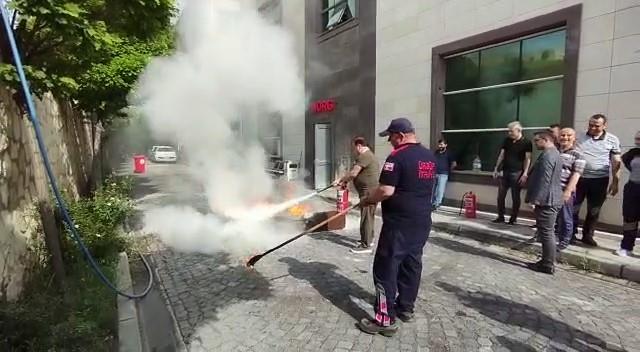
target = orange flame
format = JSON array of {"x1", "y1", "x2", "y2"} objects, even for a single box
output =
[{"x1": 288, "y1": 203, "x2": 312, "y2": 218}]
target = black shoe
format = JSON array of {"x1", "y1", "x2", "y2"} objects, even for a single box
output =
[
  {"x1": 581, "y1": 237, "x2": 598, "y2": 247},
  {"x1": 527, "y1": 261, "x2": 554, "y2": 275},
  {"x1": 508, "y1": 218, "x2": 517, "y2": 225},
  {"x1": 556, "y1": 242, "x2": 569, "y2": 252},
  {"x1": 397, "y1": 311, "x2": 415, "y2": 323},
  {"x1": 492, "y1": 217, "x2": 505, "y2": 224},
  {"x1": 357, "y1": 318, "x2": 398, "y2": 337}
]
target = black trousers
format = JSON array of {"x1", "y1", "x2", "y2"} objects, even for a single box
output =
[
  {"x1": 372, "y1": 223, "x2": 429, "y2": 326},
  {"x1": 573, "y1": 177, "x2": 609, "y2": 238},
  {"x1": 622, "y1": 182, "x2": 640, "y2": 251},
  {"x1": 497, "y1": 171, "x2": 523, "y2": 221}
]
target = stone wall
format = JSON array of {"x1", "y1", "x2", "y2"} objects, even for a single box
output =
[{"x1": 0, "y1": 86, "x2": 95, "y2": 301}]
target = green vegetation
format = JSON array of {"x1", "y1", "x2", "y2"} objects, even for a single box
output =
[
  {"x1": 0, "y1": 0, "x2": 176, "y2": 124},
  {"x1": 61, "y1": 175, "x2": 135, "y2": 264},
  {"x1": 0, "y1": 175, "x2": 135, "y2": 351}
]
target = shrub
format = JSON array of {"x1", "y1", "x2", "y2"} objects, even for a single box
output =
[
  {"x1": 0, "y1": 261, "x2": 117, "y2": 351},
  {"x1": 0, "y1": 174, "x2": 135, "y2": 350},
  {"x1": 60, "y1": 175, "x2": 134, "y2": 264}
]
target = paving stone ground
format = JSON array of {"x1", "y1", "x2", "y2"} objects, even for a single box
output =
[{"x1": 136, "y1": 163, "x2": 640, "y2": 352}]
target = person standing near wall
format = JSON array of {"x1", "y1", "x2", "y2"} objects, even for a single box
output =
[
  {"x1": 492, "y1": 121, "x2": 532, "y2": 225},
  {"x1": 574, "y1": 114, "x2": 622, "y2": 247},
  {"x1": 526, "y1": 131, "x2": 563, "y2": 274},
  {"x1": 432, "y1": 139, "x2": 456, "y2": 210},
  {"x1": 616, "y1": 131, "x2": 640, "y2": 257},
  {"x1": 336, "y1": 137, "x2": 380, "y2": 254},
  {"x1": 556, "y1": 128, "x2": 586, "y2": 251}
]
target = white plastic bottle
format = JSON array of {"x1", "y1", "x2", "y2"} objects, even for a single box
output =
[{"x1": 472, "y1": 156, "x2": 482, "y2": 172}]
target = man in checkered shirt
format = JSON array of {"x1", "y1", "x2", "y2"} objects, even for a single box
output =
[{"x1": 556, "y1": 128, "x2": 586, "y2": 251}]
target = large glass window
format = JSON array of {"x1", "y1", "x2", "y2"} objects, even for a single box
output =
[
  {"x1": 322, "y1": 0, "x2": 357, "y2": 31},
  {"x1": 442, "y1": 29, "x2": 566, "y2": 172}
]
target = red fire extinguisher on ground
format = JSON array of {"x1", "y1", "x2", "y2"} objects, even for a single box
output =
[
  {"x1": 337, "y1": 184, "x2": 349, "y2": 212},
  {"x1": 461, "y1": 191, "x2": 477, "y2": 219}
]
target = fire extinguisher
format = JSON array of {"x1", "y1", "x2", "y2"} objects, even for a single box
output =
[
  {"x1": 459, "y1": 191, "x2": 477, "y2": 219},
  {"x1": 337, "y1": 184, "x2": 349, "y2": 212}
]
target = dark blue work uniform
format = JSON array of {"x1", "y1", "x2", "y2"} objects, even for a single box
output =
[{"x1": 373, "y1": 143, "x2": 436, "y2": 326}]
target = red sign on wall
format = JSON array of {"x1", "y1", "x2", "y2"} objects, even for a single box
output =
[{"x1": 311, "y1": 99, "x2": 336, "y2": 114}]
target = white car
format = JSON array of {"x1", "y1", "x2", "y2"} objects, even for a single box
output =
[{"x1": 150, "y1": 146, "x2": 177, "y2": 163}]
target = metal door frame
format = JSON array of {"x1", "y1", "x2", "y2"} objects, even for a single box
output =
[{"x1": 313, "y1": 123, "x2": 332, "y2": 190}]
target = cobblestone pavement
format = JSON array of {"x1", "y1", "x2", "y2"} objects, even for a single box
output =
[{"x1": 138, "y1": 164, "x2": 640, "y2": 352}]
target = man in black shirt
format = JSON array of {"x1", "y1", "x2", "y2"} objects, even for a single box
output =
[
  {"x1": 492, "y1": 121, "x2": 532, "y2": 225},
  {"x1": 432, "y1": 139, "x2": 457, "y2": 209},
  {"x1": 357, "y1": 118, "x2": 436, "y2": 337},
  {"x1": 549, "y1": 124, "x2": 561, "y2": 146}
]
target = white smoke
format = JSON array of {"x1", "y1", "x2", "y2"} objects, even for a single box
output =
[
  {"x1": 133, "y1": 0, "x2": 307, "y2": 255},
  {"x1": 142, "y1": 206, "x2": 298, "y2": 255}
]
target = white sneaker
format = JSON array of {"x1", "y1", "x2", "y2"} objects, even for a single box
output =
[
  {"x1": 614, "y1": 249, "x2": 630, "y2": 257},
  {"x1": 350, "y1": 244, "x2": 373, "y2": 254}
]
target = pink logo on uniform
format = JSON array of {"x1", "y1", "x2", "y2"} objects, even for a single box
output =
[
  {"x1": 383, "y1": 162, "x2": 394, "y2": 171},
  {"x1": 418, "y1": 161, "x2": 435, "y2": 179}
]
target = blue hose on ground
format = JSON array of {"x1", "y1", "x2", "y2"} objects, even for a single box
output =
[{"x1": 0, "y1": 5, "x2": 152, "y2": 299}]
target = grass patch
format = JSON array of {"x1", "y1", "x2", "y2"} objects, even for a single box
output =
[{"x1": 0, "y1": 260, "x2": 118, "y2": 351}]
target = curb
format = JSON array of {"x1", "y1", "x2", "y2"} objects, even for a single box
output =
[
  {"x1": 318, "y1": 194, "x2": 640, "y2": 283},
  {"x1": 432, "y1": 221, "x2": 640, "y2": 283},
  {"x1": 147, "y1": 254, "x2": 188, "y2": 352},
  {"x1": 117, "y1": 252, "x2": 143, "y2": 352}
]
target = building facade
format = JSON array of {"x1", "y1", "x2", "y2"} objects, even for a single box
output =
[
  {"x1": 255, "y1": 0, "x2": 306, "y2": 167},
  {"x1": 303, "y1": 0, "x2": 377, "y2": 189},
  {"x1": 256, "y1": 0, "x2": 639, "y2": 230},
  {"x1": 376, "y1": 0, "x2": 640, "y2": 230}
]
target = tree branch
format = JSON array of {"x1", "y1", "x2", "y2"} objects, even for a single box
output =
[{"x1": 25, "y1": 37, "x2": 65, "y2": 61}]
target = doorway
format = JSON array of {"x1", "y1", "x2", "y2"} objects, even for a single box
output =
[{"x1": 314, "y1": 123, "x2": 332, "y2": 190}]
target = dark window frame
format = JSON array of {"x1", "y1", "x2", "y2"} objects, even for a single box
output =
[
  {"x1": 430, "y1": 4, "x2": 582, "y2": 185},
  {"x1": 321, "y1": 0, "x2": 358, "y2": 33}
]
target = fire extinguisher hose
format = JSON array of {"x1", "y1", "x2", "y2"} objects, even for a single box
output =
[
  {"x1": 458, "y1": 192, "x2": 468, "y2": 216},
  {"x1": 0, "y1": 5, "x2": 154, "y2": 299}
]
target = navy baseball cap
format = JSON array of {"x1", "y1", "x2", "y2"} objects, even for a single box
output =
[{"x1": 378, "y1": 117, "x2": 415, "y2": 137}]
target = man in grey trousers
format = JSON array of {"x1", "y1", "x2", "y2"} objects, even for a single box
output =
[{"x1": 526, "y1": 131, "x2": 564, "y2": 275}]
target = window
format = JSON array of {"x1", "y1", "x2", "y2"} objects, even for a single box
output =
[
  {"x1": 322, "y1": 0, "x2": 357, "y2": 31},
  {"x1": 262, "y1": 137, "x2": 282, "y2": 158},
  {"x1": 442, "y1": 29, "x2": 566, "y2": 172},
  {"x1": 259, "y1": 113, "x2": 282, "y2": 158}
]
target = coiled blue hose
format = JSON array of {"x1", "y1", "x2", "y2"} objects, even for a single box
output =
[{"x1": 1, "y1": 4, "x2": 152, "y2": 299}]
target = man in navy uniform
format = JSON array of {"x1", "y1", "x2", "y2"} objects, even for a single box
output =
[{"x1": 357, "y1": 117, "x2": 437, "y2": 336}]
